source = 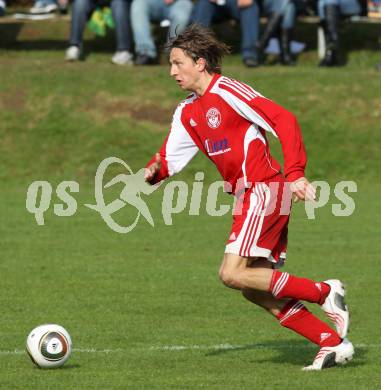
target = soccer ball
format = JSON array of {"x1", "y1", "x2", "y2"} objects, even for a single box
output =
[{"x1": 26, "y1": 324, "x2": 72, "y2": 368}]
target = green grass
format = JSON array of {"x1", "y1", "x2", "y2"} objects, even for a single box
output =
[{"x1": 1, "y1": 17, "x2": 381, "y2": 389}]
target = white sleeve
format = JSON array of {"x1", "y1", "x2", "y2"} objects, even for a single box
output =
[{"x1": 165, "y1": 103, "x2": 199, "y2": 176}]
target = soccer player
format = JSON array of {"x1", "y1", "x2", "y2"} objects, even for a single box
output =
[{"x1": 144, "y1": 23, "x2": 353, "y2": 370}]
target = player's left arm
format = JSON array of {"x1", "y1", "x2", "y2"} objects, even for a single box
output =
[{"x1": 249, "y1": 96, "x2": 316, "y2": 201}]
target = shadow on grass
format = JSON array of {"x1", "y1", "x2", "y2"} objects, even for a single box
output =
[
  {"x1": 36, "y1": 363, "x2": 81, "y2": 370},
  {"x1": 58, "y1": 363, "x2": 81, "y2": 370},
  {"x1": 206, "y1": 339, "x2": 367, "y2": 368}
]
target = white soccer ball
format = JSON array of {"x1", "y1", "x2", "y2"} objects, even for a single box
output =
[{"x1": 26, "y1": 324, "x2": 72, "y2": 368}]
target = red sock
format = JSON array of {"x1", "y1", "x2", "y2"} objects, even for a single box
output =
[
  {"x1": 270, "y1": 270, "x2": 330, "y2": 304},
  {"x1": 277, "y1": 299, "x2": 342, "y2": 347}
]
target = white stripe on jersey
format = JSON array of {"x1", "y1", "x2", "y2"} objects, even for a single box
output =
[
  {"x1": 226, "y1": 183, "x2": 271, "y2": 258},
  {"x1": 240, "y1": 185, "x2": 264, "y2": 257},
  {"x1": 166, "y1": 95, "x2": 199, "y2": 176},
  {"x1": 210, "y1": 80, "x2": 278, "y2": 139},
  {"x1": 221, "y1": 77, "x2": 260, "y2": 97},
  {"x1": 219, "y1": 77, "x2": 258, "y2": 101},
  {"x1": 249, "y1": 184, "x2": 270, "y2": 254},
  {"x1": 242, "y1": 124, "x2": 266, "y2": 188},
  {"x1": 219, "y1": 80, "x2": 254, "y2": 101}
]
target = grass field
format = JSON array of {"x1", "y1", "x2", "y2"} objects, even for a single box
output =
[{"x1": 1, "y1": 16, "x2": 381, "y2": 389}]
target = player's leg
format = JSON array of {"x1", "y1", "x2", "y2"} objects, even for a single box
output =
[
  {"x1": 238, "y1": 259, "x2": 353, "y2": 370},
  {"x1": 219, "y1": 252, "x2": 328, "y2": 303},
  {"x1": 222, "y1": 179, "x2": 352, "y2": 368},
  {"x1": 240, "y1": 258, "x2": 340, "y2": 344},
  {"x1": 219, "y1": 252, "x2": 349, "y2": 337},
  {"x1": 219, "y1": 253, "x2": 271, "y2": 291},
  {"x1": 240, "y1": 257, "x2": 289, "y2": 316},
  {"x1": 224, "y1": 179, "x2": 349, "y2": 337}
]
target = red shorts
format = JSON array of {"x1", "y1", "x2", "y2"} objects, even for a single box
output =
[{"x1": 225, "y1": 175, "x2": 291, "y2": 266}]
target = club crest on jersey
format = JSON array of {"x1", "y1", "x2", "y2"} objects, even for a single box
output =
[{"x1": 206, "y1": 107, "x2": 221, "y2": 129}]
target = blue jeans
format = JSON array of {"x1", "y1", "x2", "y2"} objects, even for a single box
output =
[
  {"x1": 131, "y1": 0, "x2": 193, "y2": 57},
  {"x1": 192, "y1": 0, "x2": 260, "y2": 60},
  {"x1": 34, "y1": 0, "x2": 57, "y2": 5},
  {"x1": 69, "y1": 0, "x2": 131, "y2": 51},
  {"x1": 318, "y1": 0, "x2": 361, "y2": 18},
  {"x1": 263, "y1": 0, "x2": 303, "y2": 29}
]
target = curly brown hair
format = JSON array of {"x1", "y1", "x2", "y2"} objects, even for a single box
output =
[{"x1": 165, "y1": 24, "x2": 231, "y2": 74}]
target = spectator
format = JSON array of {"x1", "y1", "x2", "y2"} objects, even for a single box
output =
[
  {"x1": 318, "y1": 0, "x2": 361, "y2": 66},
  {"x1": 376, "y1": 60, "x2": 381, "y2": 70},
  {"x1": 131, "y1": 0, "x2": 193, "y2": 65},
  {"x1": 29, "y1": 0, "x2": 68, "y2": 14},
  {"x1": 256, "y1": 0, "x2": 303, "y2": 65},
  {"x1": 30, "y1": 0, "x2": 58, "y2": 14},
  {"x1": 192, "y1": 0, "x2": 260, "y2": 68},
  {"x1": 66, "y1": 0, "x2": 133, "y2": 65}
]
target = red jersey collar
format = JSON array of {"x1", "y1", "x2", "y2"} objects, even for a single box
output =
[{"x1": 199, "y1": 73, "x2": 221, "y2": 97}]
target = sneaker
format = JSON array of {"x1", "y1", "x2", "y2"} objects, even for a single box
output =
[
  {"x1": 321, "y1": 279, "x2": 349, "y2": 338},
  {"x1": 111, "y1": 51, "x2": 133, "y2": 66},
  {"x1": 134, "y1": 54, "x2": 158, "y2": 66},
  {"x1": 243, "y1": 57, "x2": 258, "y2": 68},
  {"x1": 65, "y1": 46, "x2": 81, "y2": 61},
  {"x1": 302, "y1": 338, "x2": 354, "y2": 371},
  {"x1": 30, "y1": 1, "x2": 58, "y2": 14},
  {"x1": 0, "y1": 0, "x2": 6, "y2": 17}
]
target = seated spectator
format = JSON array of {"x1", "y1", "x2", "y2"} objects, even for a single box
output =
[
  {"x1": 131, "y1": 0, "x2": 193, "y2": 65},
  {"x1": 192, "y1": 0, "x2": 260, "y2": 67},
  {"x1": 30, "y1": 0, "x2": 57, "y2": 14},
  {"x1": 318, "y1": 0, "x2": 361, "y2": 66},
  {"x1": 256, "y1": 0, "x2": 303, "y2": 66},
  {"x1": 0, "y1": 0, "x2": 5, "y2": 16},
  {"x1": 29, "y1": 0, "x2": 68, "y2": 14},
  {"x1": 376, "y1": 60, "x2": 381, "y2": 71},
  {"x1": 65, "y1": 0, "x2": 133, "y2": 65}
]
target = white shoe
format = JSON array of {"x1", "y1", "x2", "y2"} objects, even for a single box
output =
[
  {"x1": 65, "y1": 46, "x2": 81, "y2": 62},
  {"x1": 111, "y1": 51, "x2": 133, "y2": 66},
  {"x1": 302, "y1": 338, "x2": 354, "y2": 371},
  {"x1": 30, "y1": 1, "x2": 58, "y2": 14},
  {"x1": 321, "y1": 279, "x2": 349, "y2": 338}
]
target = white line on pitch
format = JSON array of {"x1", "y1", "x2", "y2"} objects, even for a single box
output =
[
  {"x1": 148, "y1": 343, "x2": 374, "y2": 351},
  {"x1": 0, "y1": 343, "x2": 377, "y2": 356},
  {"x1": 0, "y1": 348, "x2": 123, "y2": 355}
]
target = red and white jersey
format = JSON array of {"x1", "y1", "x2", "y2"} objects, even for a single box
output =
[{"x1": 147, "y1": 74, "x2": 307, "y2": 193}]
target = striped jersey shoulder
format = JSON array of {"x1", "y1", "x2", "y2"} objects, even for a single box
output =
[
  {"x1": 171, "y1": 93, "x2": 198, "y2": 127},
  {"x1": 214, "y1": 76, "x2": 263, "y2": 102},
  {"x1": 172, "y1": 93, "x2": 198, "y2": 120},
  {"x1": 175, "y1": 93, "x2": 198, "y2": 110}
]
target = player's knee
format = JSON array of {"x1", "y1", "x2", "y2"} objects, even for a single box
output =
[{"x1": 219, "y1": 268, "x2": 241, "y2": 289}]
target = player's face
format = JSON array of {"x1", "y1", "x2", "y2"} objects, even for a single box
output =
[{"x1": 169, "y1": 48, "x2": 201, "y2": 92}]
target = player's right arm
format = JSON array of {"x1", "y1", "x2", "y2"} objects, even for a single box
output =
[{"x1": 145, "y1": 103, "x2": 199, "y2": 184}]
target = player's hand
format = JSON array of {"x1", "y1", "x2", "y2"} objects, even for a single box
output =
[
  {"x1": 290, "y1": 177, "x2": 316, "y2": 202},
  {"x1": 144, "y1": 153, "x2": 162, "y2": 183},
  {"x1": 237, "y1": 0, "x2": 253, "y2": 8}
]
